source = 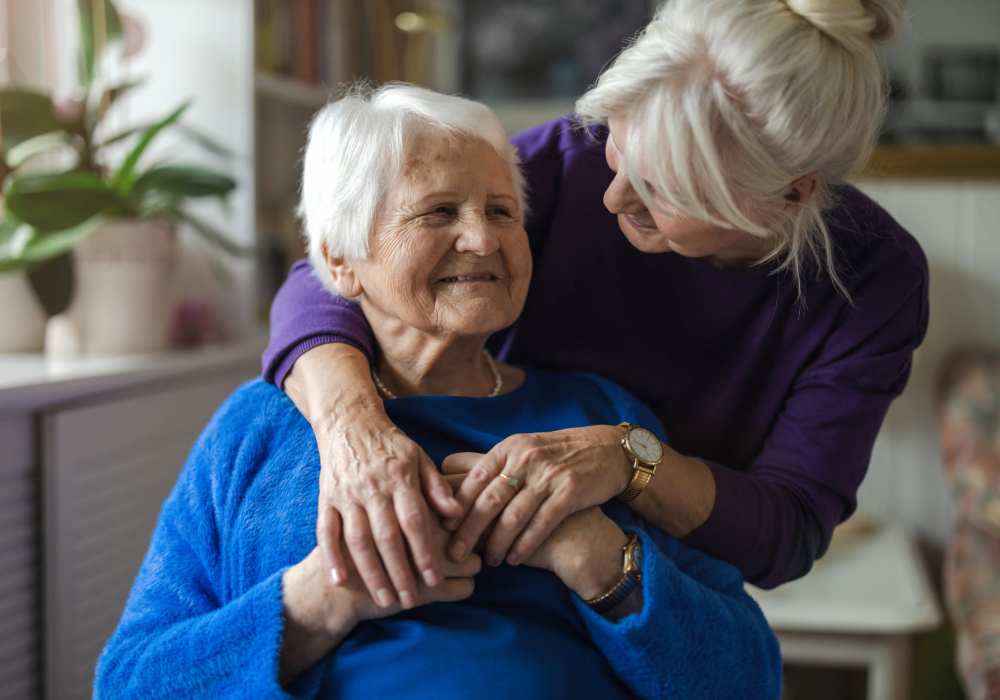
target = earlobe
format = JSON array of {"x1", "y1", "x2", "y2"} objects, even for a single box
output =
[
  {"x1": 784, "y1": 174, "x2": 817, "y2": 207},
  {"x1": 321, "y1": 243, "x2": 363, "y2": 299}
]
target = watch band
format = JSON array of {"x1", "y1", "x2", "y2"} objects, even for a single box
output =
[
  {"x1": 617, "y1": 422, "x2": 658, "y2": 503},
  {"x1": 618, "y1": 460, "x2": 654, "y2": 502},
  {"x1": 586, "y1": 533, "x2": 642, "y2": 614}
]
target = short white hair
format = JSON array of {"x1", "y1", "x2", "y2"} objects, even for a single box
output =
[
  {"x1": 299, "y1": 82, "x2": 526, "y2": 293},
  {"x1": 576, "y1": 0, "x2": 903, "y2": 299}
]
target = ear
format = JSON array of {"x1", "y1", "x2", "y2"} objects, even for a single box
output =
[
  {"x1": 321, "y1": 243, "x2": 363, "y2": 299},
  {"x1": 784, "y1": 174, "x2": 817, "y2": 207}
]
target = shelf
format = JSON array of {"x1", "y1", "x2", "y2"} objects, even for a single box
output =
[
  {"x1": 858, "y1": 144, "x2": 1000, "y2": 181},
  {"x1": 255, "y1": 72, "x2": 330, "y2": 109}
]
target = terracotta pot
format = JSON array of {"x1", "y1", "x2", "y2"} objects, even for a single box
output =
[
  {"x1": 58, "y1": 219, "x2": 178, "y2": 354},
  {"x1": 0, "y1": 271, "x2": 47, "y2": 352}
]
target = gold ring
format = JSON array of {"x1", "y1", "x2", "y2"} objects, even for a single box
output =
[{"x1": 497, "y1": 473, "x2": 522, "y2": 490}]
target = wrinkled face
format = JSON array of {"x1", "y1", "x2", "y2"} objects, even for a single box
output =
[
  {"x1": 331, "y1": 129, "x2": 531, "y2": 338},
  {"x1": 603, "y1": 116, "x2": 764, "y2": 261}
]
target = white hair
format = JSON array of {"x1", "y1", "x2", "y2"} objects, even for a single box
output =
[
  {"x1": 576, "y1": 0, "x2": 904, "y2": 300},
  {"x1": 299, "y1": 82, "x2": 526, "y2": 293}
]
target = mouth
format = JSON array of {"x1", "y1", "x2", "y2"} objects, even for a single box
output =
[
  {"x1": 625, "y1": 213, "x2": 658, "y2": 232},
  {"x1": 435, "y1": 272, "x2": 501, "y2": 284}
]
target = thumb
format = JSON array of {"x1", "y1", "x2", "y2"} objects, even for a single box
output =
[
  {"x1": 421, "y1": 454, "x2": 463, "y2": 518},
  {"x1": 441, "y1": 452, "x2": 484, "y2": 475}
]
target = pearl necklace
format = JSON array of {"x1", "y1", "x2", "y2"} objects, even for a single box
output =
[{"x1": 372, "y1": 350, "x2": 503, "y2": 400}]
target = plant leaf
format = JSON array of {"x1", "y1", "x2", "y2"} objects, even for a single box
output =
[
  {"x1": 172, "y1": 208, "x2": 254, "y2": 257},
  {"x1": 86, "y1": 77, "x2": 145, "y2": 132},
  {"x1": 134, "y1": 165, "x2": 236, "y2": 200},
  {"x1": 0, "y1": 89, "x2": 62, "y2": 156},
  {"x1": 112, "y1": 102, "x2": 189, "y2": 194},
  {"x1": 22, "y1": 217, "x2": 102, "y2": 262},
  {"x1": 4, "y1": 171, "x2": 123, "y2": 230},
  {"x1": 175, "y1": 123, "x2": 235, "y2": 159},
  {"x1": 6, "y1": 131, "x2": 79, "y2": 170},
  {"x1": 77, "y1": 0, "x2": 124, "y2": 87}
]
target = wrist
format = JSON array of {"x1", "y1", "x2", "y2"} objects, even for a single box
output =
[{"x1": 566, "y1": 524, "x2": 629, "y2": 600}]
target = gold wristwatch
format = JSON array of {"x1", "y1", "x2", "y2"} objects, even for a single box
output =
[
  {"x1": 617, "y1": 422, "x2": 663, "y2": 502},
  {"x1": 585, "y1": 533, "x2": 642, "y2": 613}
]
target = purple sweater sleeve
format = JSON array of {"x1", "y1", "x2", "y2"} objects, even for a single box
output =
[
  {"x1": 685, "y1": 249, "x2": 930, "y2": 588},
  {"x1": 261, "y1": 260, "x2": 374, "y2": 387}
]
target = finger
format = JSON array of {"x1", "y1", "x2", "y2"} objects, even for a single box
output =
[
  {"x1": 449, "y1": 451, "x2": 503, "y2": 529},
  {"x1": 442, "y1": 551, "x2": 483, "y2": 578},
  {"x1": 367, "y1": 497, "x2": 419, "y2": 609},
  {"x1": 483, "y1": 487, "x2": 546, "y2": 566},
  {"x1": 508, "y1": 498, "x2": 573, "y2": 566},
  {"x1": 343, "y1": 505, "x2": 396, "y2": 609},
  {"x1": 317, "y1": 504, "x2": 349, "y2": 585},
  {"x1": 424, "y1": 577, "x2": 475, "y2": 604},
  {"x1": 394, "y1": 488, "x2": 444, "y2": 587},
  {"x1": 420, "y1": 454, "x2": 463, "y2": 518},
  {"x1": 441, "y1": 452, "x2": 483, "y2": 475},
  {"x1": 449, "y1": 474, "x2": 518, "y2": 562}
]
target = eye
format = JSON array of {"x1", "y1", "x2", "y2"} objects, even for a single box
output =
[
  {"x1": 423, "y1": 205, "x2": 457, "y2": 221},
  {"x1": 487, "y1": 205, "x2": 514, "y2": 219}
]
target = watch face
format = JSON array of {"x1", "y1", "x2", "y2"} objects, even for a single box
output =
[{"x1": 628, "y1": 427, "x2": 663, "y2": 464}]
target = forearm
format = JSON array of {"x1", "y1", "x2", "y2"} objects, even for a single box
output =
[
  {"x1": 629, "y1": 444, "x2": 715, "y2": 538},
  {"x1": 284, "y1": 344, "x2": 382, "y2": 428},
  {"x1": 279, "y1": 563, "x2": 356, "y2": 688},
  {"x1": 682, "y1": 461, "x2": 829, "y2": 588}
]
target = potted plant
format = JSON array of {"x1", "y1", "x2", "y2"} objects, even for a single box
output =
[{"x1": 0, "y1": 0, "x2": 245, "y2": 353}]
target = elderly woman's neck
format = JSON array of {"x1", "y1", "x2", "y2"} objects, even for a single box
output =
[{"x1": 374, "y1": 331, "x2": 500, "y2": 398}]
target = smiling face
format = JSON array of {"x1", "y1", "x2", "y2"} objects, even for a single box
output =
[
  {"x1": 327, "y1": 128, "x2": 531, "y2": 339},
  {"x1": 603, "y1": 116, "x2": 770, "y2": 264}
]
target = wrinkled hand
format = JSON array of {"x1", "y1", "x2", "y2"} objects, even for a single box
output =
[
  {"x1": 314, "y1": 412, "x2": 463, "y2": 609},
  {"x1": 441, "y1": 425, "x2": 632, "y2": 568},
  {"x1": 522, "y1": 506, "x2": 627, "y2": 599}
]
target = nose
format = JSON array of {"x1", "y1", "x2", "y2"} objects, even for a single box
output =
[
  {"x1": 454, "y1": 215, "x2": 500, "y2": 256},
  {"x1": 603, "y1": 169, "x2": 645, "y2": 215}
]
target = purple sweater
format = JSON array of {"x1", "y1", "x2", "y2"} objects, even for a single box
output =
[{"x1": 262, "y1": 116, "x2": 929, "y2": 589}]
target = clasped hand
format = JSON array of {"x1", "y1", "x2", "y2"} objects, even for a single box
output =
[{"x1": 315, "y1": 418, "x2": 631, "y2": 607}]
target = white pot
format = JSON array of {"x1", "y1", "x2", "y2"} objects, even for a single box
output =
[
  {"x1": 0, "y1": 271, "x2": 47, "y2": 352},
  {"x1": 58, "y1": 219, "x2": 178, "y2": 355}
]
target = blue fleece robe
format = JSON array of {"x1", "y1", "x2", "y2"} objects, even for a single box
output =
[{"x1": 95, "y1": 369, "x2": 781, "y2": 699}]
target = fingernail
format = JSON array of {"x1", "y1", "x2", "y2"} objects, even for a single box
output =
[
  {"x1": 451, "y1": 540, "x2": 467, "y2": 561},
  {"x1": 399, "y1": 590, "x2": 415, "y2": 609},
  {"x1": 507, "y1": 553, "x2": 519, "y2": 566},
  {"x1": 330, "y1": 567, "x2": 344, "y2": 585},
  {"x1": 487, "y1": 556, "x2": 500, "y2": 567},
  {"x1": 423, "y1": 569, "x2": 440, "y2": 586},
  {"x1": 376, "y1": 589, "x2": 393, "y2": 608}
]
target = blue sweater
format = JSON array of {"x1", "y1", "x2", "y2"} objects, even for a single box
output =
[{"x1": 95, "y1": 369, "x2": 781, "y2": 699}]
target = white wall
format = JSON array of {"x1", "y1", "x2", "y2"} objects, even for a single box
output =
[
  {"x1": 855, "y1": 180, "x2": 1000, "y2": 546},
  {"x1": 50, "y1": 0, "x2": 258, "y2": 334}
]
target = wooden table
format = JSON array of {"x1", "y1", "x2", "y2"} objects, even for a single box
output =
[{"x1": 748, "y1": 524, "x2": 943, "y2": 700}]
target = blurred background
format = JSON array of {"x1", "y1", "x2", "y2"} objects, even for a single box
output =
[{"x1": 1, "y1": 1, "x2": 999, "y2": 699}]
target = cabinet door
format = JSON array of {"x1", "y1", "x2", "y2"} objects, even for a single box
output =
[
  {"x1": 0, "y1": 416, "x2": 40, "y2": 700},
  {"x1": 40, "y1": 370, "x2": 254, "y2": 700}
]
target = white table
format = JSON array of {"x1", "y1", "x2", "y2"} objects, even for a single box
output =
[{"x1": 747, "y1": 524, "x2": 942, "y2": 700}]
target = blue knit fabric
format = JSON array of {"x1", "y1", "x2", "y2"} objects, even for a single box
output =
[{"x1": 95, "y1": 369, "x2": 781, "y2": 699}]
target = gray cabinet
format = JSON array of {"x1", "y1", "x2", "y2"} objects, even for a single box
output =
[{"x1": 0, "y1": 342, "x2": 260, "y2": 699}]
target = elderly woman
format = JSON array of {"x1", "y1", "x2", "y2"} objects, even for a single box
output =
[
  {"x1": 95, "y1": 86, "x2": 780, "y2": 699},
  {"x1": 263, "y1": 0, "x2": 928, "y2": 608}
]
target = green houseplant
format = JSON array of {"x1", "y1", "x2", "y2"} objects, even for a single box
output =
[{"x1": 0, "y1": 0, "x2": 245, "y2": 352}]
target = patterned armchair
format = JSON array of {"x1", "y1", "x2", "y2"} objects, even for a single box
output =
[{"x1": 937, "y1": 349, "x2": 1000, "y2": 700}]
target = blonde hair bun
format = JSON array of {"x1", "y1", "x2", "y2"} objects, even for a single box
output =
[{"x1": 784, "y1": 0, "x2": 903, "y2": 52}]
